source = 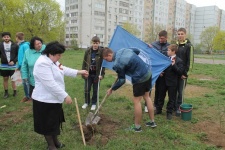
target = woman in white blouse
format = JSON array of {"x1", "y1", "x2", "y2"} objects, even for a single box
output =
[{"x1": 32, "y1": 41, "x2": 88, "y2": 150}]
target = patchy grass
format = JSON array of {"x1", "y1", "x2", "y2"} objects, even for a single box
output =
[{"x1": 0, "y1": 50, "x2": 224, "y2": 149}]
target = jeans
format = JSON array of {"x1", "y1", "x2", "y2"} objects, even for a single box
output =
[
  {"x1": 84, "y1": 75, "x2": 99, "y2": 105},
  {"x1": 22, "y1": 79, "x2": 30, "y2": 98},
  {"x1": 175, "y1": 78, "x2": 187, "y2": 111}
]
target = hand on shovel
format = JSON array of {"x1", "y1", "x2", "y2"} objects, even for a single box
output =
[{"x1": 106, "y1": 88, "x2": 113, "y2": 96}]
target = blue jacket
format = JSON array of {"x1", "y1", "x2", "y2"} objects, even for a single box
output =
[
  {"x1": 151, "y1": 41, "x2": 170, "y2": 56},
  {"x1": 17, "y1": 41, "x2": 30, "y2": 69},
  {"x1": 112, "y1": 48, "x2": 151, "y2": 90}
]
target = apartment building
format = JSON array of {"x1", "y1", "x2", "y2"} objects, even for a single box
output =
[
  {"x1": 65, "y1": 0, "x2": 145, "y2": 48},
  {"x1": 194, "y1": 6, "x2": 221, "y2": 44},
  {"x1": 65, "y1": 0, "x2": 225, "y2": 47},
  {"x1": 220, "y1": 10, "x2": 225, "y2": 30}
]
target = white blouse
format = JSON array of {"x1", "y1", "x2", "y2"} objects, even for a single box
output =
[{"x1": 32, "y1": 55, "x2": 78, "y2": 103}]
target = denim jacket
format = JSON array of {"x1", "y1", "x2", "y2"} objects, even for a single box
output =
[{"x1": 112, "y1": 48, "x2": 151, "y2": 90}]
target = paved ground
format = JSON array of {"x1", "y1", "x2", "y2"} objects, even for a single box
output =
[{"x1": 194, "y1": 58, "x2": 225, "y2": 65}]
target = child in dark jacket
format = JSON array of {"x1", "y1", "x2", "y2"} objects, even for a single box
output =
[
  {"x1": 81, "y1": 36, "x2": 105, "y2": 111},
  {"x1": 157, "y1": 44, "x2": 184, "y2": 120}
]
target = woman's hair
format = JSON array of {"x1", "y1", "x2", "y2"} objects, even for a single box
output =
[
  {"x1": 30, "y1": 36, "x2": 43, "y2": 49},
  {"x1": 42, "y1": 41, "x2": 65, "y2": 56}
]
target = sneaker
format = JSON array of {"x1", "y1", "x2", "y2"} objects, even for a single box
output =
[
  {"x1": 167, "y1": 113, "x2": 172, "y2": 120},
  {"x1": 3, "y1": 93, "x2": 9, "y2": 99},
  {"x1": 145, "y1": 121, "x2": 157, "y2": 128},
  {"x1": 126, "y1": 124, "x2": 142, "y2": 132},
  {"x1": 176, "y1": 110, "x2": 181, "y2": 117},
  {"x1": 82, "y1": 103, "x2": 88, "y2": 109},
  {"x1": 144, "y1": 106, "x2": 148, "y2": 113},
  {"x1": 91, "y1": 104, "x2": 96, "y2": 111},
  {"x1": 21, "y1": 97, "x2": 29, "y2": 102}
]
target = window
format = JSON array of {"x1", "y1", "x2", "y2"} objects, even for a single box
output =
[{"x1": 94, "y1": 11, "x2": 105, "y2": 16}]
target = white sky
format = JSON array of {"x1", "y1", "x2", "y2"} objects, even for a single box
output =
[{"x1": 55, "y1": 0, "x2": 225, "y2": 11}]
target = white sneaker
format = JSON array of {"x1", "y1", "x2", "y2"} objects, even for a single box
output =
[
  {"x1": 82, "y1": 103, "x2": 88, "y2": 109},
  {"x1": 145, "y1": 106, "x2": 148, "y2": 113},
  {"x1": 91, "y1": 105, "x2": 96, "y2": 111}
]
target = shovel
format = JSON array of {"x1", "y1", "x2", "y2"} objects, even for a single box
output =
[
  {"x1": 85, "y1": 93, "x2": 108, "y2": 126},
  {"x1": 85, "y1": 78, "x2": 118, "y2": 126}
]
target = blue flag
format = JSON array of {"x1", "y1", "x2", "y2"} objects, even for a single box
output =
[{"x1": 102, "y1": 25, "x2": 171, "y2": 86}]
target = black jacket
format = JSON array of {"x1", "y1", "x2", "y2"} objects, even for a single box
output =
[
  {"x1": 176, "y1": 39, "x2": 193, "y2": 77},
  {"x1": 0, "y1": 41, "x2": 19, "y2": 64},
  {"x1": 163, "y1": 56, "x2": 184, "y2": 86}
]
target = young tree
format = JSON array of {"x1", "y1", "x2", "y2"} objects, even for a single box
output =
[
  {"x1": 145, "y1": 23, "x2": 165, "y2": 43},
  {"x1": 213, "y1": 31, "x2": 225, "y2": 51},
  {"x1": 200, "y1": 26, "x2": 219, "y2": 54},
  {"x1": 0, "y1": 0, "x2": 64, "y2": 43},
  {"x1": 122, "y1": 22, "x2": 140, "y2": 37}
]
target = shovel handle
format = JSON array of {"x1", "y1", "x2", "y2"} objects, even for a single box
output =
[
  {"x1": 93, "y1": 77, "x2": 118, "y2": 116},
  {"x1": 74, "y1": 98, "x2": 86, "y2": 146},
  {"x1": 93, "y1": 93, "x2": 108, "y2": 116}
]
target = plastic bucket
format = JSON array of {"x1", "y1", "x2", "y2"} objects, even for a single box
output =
[{"x1": 179, "y1": 104, "x2": 193, "y2": 121}]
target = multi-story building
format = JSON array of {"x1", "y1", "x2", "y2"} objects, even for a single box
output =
[
  {"x1": 65, "y1": 0, "x2": 145, "y2": 48},
  {"x1": 220, "y1": 10, "x2": 225, "y2": 30},
  {"x1": 65, "y1": 0, "x2": 225, "y2": 47},
  {"x1": 142, "y1": 0, "x2": 154, "y2": 42},
  {"x1": 194, "y1": 6, "x2": 221, "y2": 44}
]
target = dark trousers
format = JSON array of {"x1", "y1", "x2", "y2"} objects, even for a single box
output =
[
  {"x1": 158, "y1": 84, "x2": 177, "y2": 114},
  {"x1": 84, "y1": 75, "x2": 98, "y2": 105},
  {"x1": 30, "y1": 85, "x2": 35, "y2": 99},
  {"x1": 154, "y1": 76, "x2": 165, "y2": 108},
  {"x1": 175, "y1": 78, "x2": 187, "y2": 111}
]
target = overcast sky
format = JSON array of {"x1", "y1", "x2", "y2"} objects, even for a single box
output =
[{"x1": 55, "y1": 0, "x2": 225, "y2": 11}]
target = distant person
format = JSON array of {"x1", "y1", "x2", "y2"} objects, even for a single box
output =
[
  {"x1": 175, "y1": 28, "x2": 194, "y2": 116},
  {"x1": 81, "y1": 36, "x2": 105, "y2": 111},
  {"x1": 21, "y1": 37, "x2": 46, "y2": 102},
  {"x1": 157, "y1": 44, "x2": 183, "y2": 120},
  {"x1": 103, "y1": 47, "x2": 157, "y2": 132},
  {"x1": 0, "y1": 32, "x2": 19, "y2": 98},
  {"x1": 147, "y1": 30, "x2": 170, "y2": 113},
  {"x1": 32, "y1": 41, "x2": 88, "y2": 149},
  {"x1": 15, "y1": 32, "x2": 30, "y2": 102}
]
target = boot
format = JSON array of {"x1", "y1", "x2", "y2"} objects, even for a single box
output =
[
  {"x1": 13, "y1": 90, "x2": 17, "y2": 97},
  {"x1": 4, "y1": 92, "x2": 9, "y2": 98}
]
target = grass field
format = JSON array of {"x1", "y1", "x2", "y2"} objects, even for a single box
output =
[{"x1": 0, "y1": 50, "x2": 225, "y2": 150}]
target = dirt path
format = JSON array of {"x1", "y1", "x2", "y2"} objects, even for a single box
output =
[{"x1": 194, "y1": 58, "x2": 225, "y2": 65}]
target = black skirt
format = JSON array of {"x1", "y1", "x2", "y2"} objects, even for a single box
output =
[{"x1": 33, "y1": 100, "x2": 65, "y2": 135}]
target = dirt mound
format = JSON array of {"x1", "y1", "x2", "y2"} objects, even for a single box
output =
[
  {"x1": 192, "y1": 121, "x2": 225, "y2": 148},
  {"x1": 78, "y1": 114, "x2": 120, "y2": 146}
]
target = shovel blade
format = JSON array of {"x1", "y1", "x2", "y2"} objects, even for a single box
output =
[
  {"x1": 85, "y1": 112, "x2": 94, "y2": 126},
  {"x1": 92, "y1": 116, "x2": 101, "y2": 125},
  {"x1": 85, "y1": 112, "x2": 101, "y2": 126}
]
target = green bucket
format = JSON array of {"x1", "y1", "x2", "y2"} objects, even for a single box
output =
[{"x1": 179, "y1": 104, "x2": 193, "y2": 121}]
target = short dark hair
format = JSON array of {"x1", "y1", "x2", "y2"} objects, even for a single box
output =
[
  {"x1": 168, "y1": 44, "x2": 178, "y2": 53},
  {"x1": 16, "y1": 32, "x2": 24, "y2": 40},
  {"x1": 178, "y1": 28, "x2": 186, "y2": 34},
  {"x1": 42, "y1": 41, "x2": 65, "y2": 57},
  {"x1": 102, "y1": 47, "x2": 113, "y2": 57},
  {"x1": 91, "y1": 36, "x2": 100, "y2": 43},
  {"x1": 30, "y1": 36, "x2": 43, "y2": 49},
  {"x1": 2, "y1": 32, "x2": 11, "y2": 37},
  {"x1": 158, "y1": 30, "x2": 167, "y2": 37}
]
